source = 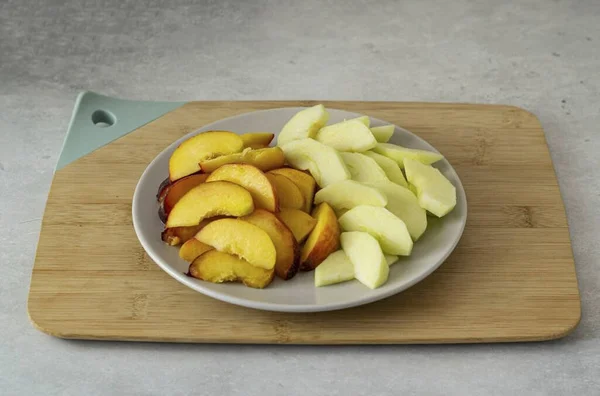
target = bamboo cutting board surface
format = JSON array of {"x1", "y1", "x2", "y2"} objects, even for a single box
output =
[{"x1": 28, "y1": 101, "x2": 581, "y2": 344}]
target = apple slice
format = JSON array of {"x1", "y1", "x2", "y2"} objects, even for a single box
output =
[
  {"x1": 315, "y1": 119, "x2": 377, "y2": 152},
  {"x1": 340, "y1": 152, "x2": 388, "y2": 183},
  {"x1": 196, "y1": 218, "x2": 276, "y2": 270},
  {"x1": 339, "y1": 205, "x2": 413, "y2": 256},
  {"x1": 268, "y1": 168, "x2": 316, "y2": 213},
  {"x1": 363, "y1": 151, "x2": 408, "y2": 187},
  {"x1": 281, "y1": 138, "x2": 350, "y2": 187},
  {"x1": 341, "y1": 231, "x2": 389, "y2": 289},
  {"x1": 385, "y1": 254, "x2": 399, "y2": 266},
  {"x1": 179, "y1": 239, "x2": 213, "y2": 262},
  {"x1": 166, "y1": 181, "x2": 254, "y2": 227},
  {"x1": 367, "y1": 180, "x2": 427, "y2": 241},
  {"x1": 301, "y1": 202, "x2": 340, "y2": 270},
  {"x1": 314, "y1": 180, "x2": 387, "y2": 211},
  {"x1": 404, "y1": 158, "x2": 457, "y2": 217},
  {"x1": 242, "y1": 209, "x2": 300, "y2": 280},
  {"x1": 158, "y1": 174, "x2": 209, "y2": 220},
  {"x1": 276, "y1": 208, "x2": 317, "y2": 243},
  {"x1": 169, "y1": 131, "x2": 244, "y2": 181},
  {"x1": 265, "y1": 173, "x2": 304, "y2": 210},
  {"x1": 370, "y1": 125, "x2": 394, "y2": 143},
  {"x1": 206, "y1": 164, "x2": 278, "y2": 212},
  {"x1": 373, "y1": 143, "x2": 443, "y2": 169},
  {"x1": 199, "y1": 147, "x2": 285, "y2": 173},
  {"x1": 241, "y1": 132, "x2": 274, "y2": 148},
  {"x1": 188, "y1": 250, "x2": 274, "y2": 289},
  {"x1": 161, "y1": 223, "x2": 209, "y2": 246},
  {"x1": 314, "y1": 250, "x2": 355, "y2": 287},
  {"x1": 277, "y1": 104, "x2": 329, "y2": 146}
]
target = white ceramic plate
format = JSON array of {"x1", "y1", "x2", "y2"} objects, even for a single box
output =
[{"x1": 132, "y1": 107, "x2": 467, "y2": 312}]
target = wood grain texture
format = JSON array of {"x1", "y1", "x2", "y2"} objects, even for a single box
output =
[{"x1": 28, "y1": 101, "x2": 581, "y2": 344}]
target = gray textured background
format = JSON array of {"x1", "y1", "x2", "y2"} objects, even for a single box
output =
[{"x1": 1, "y1": 0, "x2": 599, "y2": 394}]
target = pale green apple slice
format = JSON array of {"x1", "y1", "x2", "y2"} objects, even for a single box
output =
[
  {"x1": 281, "y1": 138, "x2": 350, "y2": 187},
  {"x1": 314, "y1": 250, "x2": 355, "y2": 287},
  {"x1": 339, "y1": 205, "x2": 413, "y2": 256},
  {"x1": 367, "y1": 180, "x2": 427, "y2": 241},
  {"x1": 384, "y1": 254, "x2": 399, "y2": 266},
  {"x1": 404, "y1": 158, "x2": 456, "y2": 217},
  {"x1": 340, "y1": 152, "x2": 388, "y2": 183},
  {"x1": 373, "y1": 143, "x2": 444, "y2": 169},
  {"x1": 277, "y1": 105, "x2": 329, "y2": 146},
  {"x1": 363, "y1": 151, "x2": 408, "y2": 187},
  {"x1": 370, "y1": 125, "x2": 394, "y2": 143},
  {"x1": 314, "y1": 180, "x2": 387, "y2": 210},
  {"x1": 315, "y1": 119, "x2": 377, "y2": 152},
  {"x1": 341, "y1": 231, "x2": 389, "y2": 289}
]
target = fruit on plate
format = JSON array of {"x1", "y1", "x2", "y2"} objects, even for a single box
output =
[
  {"x1": 188, "y1": 250, "x2": 274, "y2": 289},
  {"x1": 314, "y1": 250, "x2": 354, "y2": 287},
  {"x1": 301, "y1": 202, "x2": 340, "y2": 270},
  {"x1": 242, "y1": 209, "x2": 300, "y2": 280},
  {"x1": 206, "y1": 164, "x2": 278, "y2": 212},
  {"x1": 179, "y1": 239, "x2": 213, "y2": 262},
  {"x1": 281, "y1": 138, "x2": 350, "y2": 187},
  {"x1": 338, "y1": 205, "x2": 413, "y2": 256},
  {"x1": 314, "y1": 180, "x2": 387, "y2": 211},
  {"x1": 268, "y1": 168, "x2": 316, "y2": 213},
  {"x1": 265, "y1": 173, "x2": 304, "y2": 210},
  {"x1": 341, "y1": 231, "x2": 389, "y2": 289},
  {"x1": 363, "y1": 151, "x2": 408, "y2": 187},
  {"x1": 277, "y1": 104, "x2": 329, "y2": 146},
  {"x1": 404, "y1": 158, "x2": 457, "y2": 217},
  {"x1": 158, "y1": 174, "x2": 209, "y2": 220},
  {"x1": 340, "y1": 152, "x2": 388, "y2": 183},
  {"x1": 161, "y1": 223, "x2": 209, "y2": 246},
  {"x1": 370, "y1": 125, "x2": 394, "y2": 143},
  {"x1": 276, "y1": 208, "x2": 317, "y2": 243},
  {"x1": 199, "y1": 147, "x2": 285, "y2": 173},
  {"x1": 241, "y1": 132, "x2": 274, "y2": 148},
  {"x1": 373, "y1": 143, "x2": 443, "y2": 169},
  {"x1": 166, "y1": 181, "x2": 254, "y2": 227},
  {"x1": 315, "y1": 119, "x2": 377, "y2": 152},
  {"x1": 169, "y1": 131, "x2": 244, "y2": 181},
  {"x1": 195, "y1": 218, "x2": 276, "y2": 270},
  {"x1": 367, "y1": 180, "x2": 427, "y2": 241}
]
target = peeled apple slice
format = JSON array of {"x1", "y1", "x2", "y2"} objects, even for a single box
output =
[
  {"x1": 341, "y1": 231, "x2": 389, "y2": 289},
  {"x1": 404, "y1": 158, "x2": 457, "y2": 217},
  {"x1": 373, "y1": 143, "x2": 444, "y2": 169},
  {"x1": 277, "y1": 105, "x2": 329, "y2": 146}
]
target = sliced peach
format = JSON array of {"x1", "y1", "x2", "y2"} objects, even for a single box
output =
[
  {"x1": 166, "y1": 181, "x2": 254, "y2": 228},
  {"x1": 276, "y1": 208, "x2": 317, "y2": 243},
  {"x1": 241, "y1": 132, "x2": 275, "y2": 148},
  {"x1": 179, "y1": 239, "x2": 213, "y2": 262},
  {"x1": 199, "y1": 147, "x2": 285, "y2": 173},
  {"x1": 268, "y1": 168, "x2": 316, "y2": 212},
  {"x1": 161, "y1": 223, "x2": 208, "y2": 246},
  {"x1": 265, "y1": 173, "x2": 304, "y2": 210},
  {"x1": 301, "y1": 202, "x2": 340, "y2": 271},
  {"x1": 160, "y1": 174, "x2": 209, "y2": 218},
  {"x1": 169, "y1": 131, "x2": 244, "y2": 181},
  {"x1": 206, "y1": 164, "x2": 278, "y2": 212},
  {"x1": 195, "y1": 218, "x2": 276, "y2": 270},
  {"x1": 188, "y1": 250, "x2": 274, "y2": 289},
  {"x1": 242, "y1": 209, "x2": 300, "y2": 280}
]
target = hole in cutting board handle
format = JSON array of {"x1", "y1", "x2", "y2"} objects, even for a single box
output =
[{"x1": 91, "y1": 109, "x2": 117, "y2": 128}]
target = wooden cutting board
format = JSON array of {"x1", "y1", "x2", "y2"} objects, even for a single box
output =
[{"x1": 28, "y1": 95, "x2": 581, "y2": 344}]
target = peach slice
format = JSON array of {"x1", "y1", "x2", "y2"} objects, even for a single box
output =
[
  {"x1": 265, "y1": 173, "x2": 304, "y2": 210},
  {"x1": 161, "y1": 223, "x2": 208, "y2": 246},
  {"x1": 242, "y1": 209, "x2": 300, "y2": 280},
  {"x1": 199, "y1": 147, "x2": 285, "y2": 173},
  {"x1": 159, "y1": 174, "x2": 209, "y2": 220},
  {"x1": 268, "y1": 168, "x2": 316, "y2": 212},
  {"x1": 169, "y1": 131, "x2": 244, "y2": 181},
  {"x1": 276, "y1": 208, "x2": 317, "y2": 243},
  {"x1": 188, "y1": 250, "x2": 274, "y2": 289},
  {"x1": 301, "y1": 202, "x2": 340, "y2": 271},
  {"x1": 179, "y1": 239, "x2": 213, "y2": 262},
  {"x1": 241, "y1": 132, "x2": 275, "y2": 148},
  {"x1": 195, "y1": 218, "x2": 276, "y2": 270},
  {"x1": 166, "y1": 181, "x2": 254, "y2": 228},
  {"x1": 206, "y1": 164, "x2": 278, "y2": 212}
]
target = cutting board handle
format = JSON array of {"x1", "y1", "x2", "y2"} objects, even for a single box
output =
[{"x1": 56, "y1": 91, "x2": 184, "y2": 170}]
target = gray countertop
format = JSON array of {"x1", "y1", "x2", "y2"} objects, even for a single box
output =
[{"x1": 2, "y1": 0, "x2": 599, "y2": 394}]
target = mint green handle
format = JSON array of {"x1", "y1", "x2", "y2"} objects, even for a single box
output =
[{"x1": 57, "y1": 91, "x2": 185, "y2": 170}]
